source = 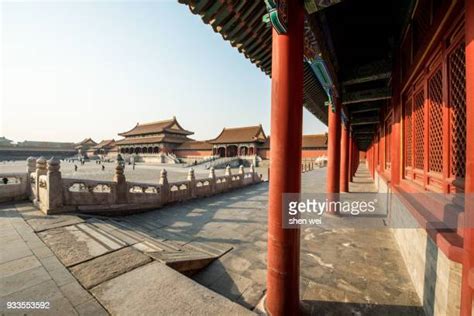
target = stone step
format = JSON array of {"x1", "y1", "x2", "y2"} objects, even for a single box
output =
[
  {"x1": 90, "y1": 262, "x2": 254, "y2": 315},
  {"x1": 148, "y1": 250, "x2": 216, "y2": 274}
]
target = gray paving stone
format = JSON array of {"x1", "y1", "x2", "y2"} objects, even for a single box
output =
[
  {"x1": 48, "y1": 266, "x2": 77, "y2": 287},
  {"x1": 0, "y1": 280, "x2": 77, "y2": 316},
  {"x1": 74, "y1": 299, "x2": 108, "y2": 316},
  {"x1": 91, "y1": 262, "x2": 253, "y2": 315},
  {"x1": 0, "y1": 266, "x2": 51, "y2": 296},
  {"x1": 70, "y1": 247, "x2": 151, "y2": 289},
  {"x1": 0, "y1": 255, "x2": 42, "y2": 278},
  {"x1": 26, "y1": 215, "x2": 85, "y2": 233},
  {"x1": 59, "y1": 281, "x2": 93, "y2": 307},
  {"x1": 31, "y1": 245, "x2": 55, "y2": 259},
  {"x1": 208, "y1": 270, "x2": 253, "y2": 302},
  {"x1": 0, "y1": 243, "x2": 32, "y2": 265},
  {"x1": 39, "y1": 255, "x2": 64, "y2": 273}
]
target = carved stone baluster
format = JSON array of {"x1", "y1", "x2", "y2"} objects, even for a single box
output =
[
  {"x1": 159, "y1": 169, "x2": 169, "y2": 204},
  {"x1": 34, "y1": 157, "x2": 47, "y2": 206},
  {"x1": 26, "y1": 157, "x2": 37, "y2": 201},
  {"x1": 45, "y1": 157, "x2": 63, "y2": 214},
  {"x1": 114, "y1": 162, "x2": 127, "y2": 204},
  {"x1": 238, "y1": 165, "x2": 245, "y2": 185},
  {"x1": 187, "y1": 168, "x2": 196, "y2": 198},
  {"x1": 250, "y1": 164, "x2": 258, "y2": 182},
  {"x1": 209, "y1": 167, "x2": 216, "y2": 194},
  {"x1": 225, "y1": 165, "x2": 232, "y2": 190},
  {"x1": 27, "y1": 157, "x2": 36, "y2": 174}
]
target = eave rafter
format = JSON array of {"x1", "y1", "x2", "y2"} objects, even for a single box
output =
[
  {"x1": 342, "y1": 59, "x2": 392, "y2": 86},
  {"x1": 351, "y1": 116, "x2": 380, "y2": 126},
  {"x1": 342, "y1": 88, "x2": 391, "y2": 105},
  {"x1": 349, "y1": 102, "x2": 382, "y2": 115}
]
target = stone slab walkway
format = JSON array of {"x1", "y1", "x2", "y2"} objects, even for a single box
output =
[
  {"x1": 0, "y1": 165, "x2": 424, "y2": 315},
  {"x1": 0, "y1": 204, "x2": 106, "y2": 315}
]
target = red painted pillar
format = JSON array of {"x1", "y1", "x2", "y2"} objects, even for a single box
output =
[
  {"x1": 327, "y1": 99, "x2": 341, "y2": 194},
  {"x1": 266, "y1": 0, "x2": 304, "y2": 314},
  {"x1": 391, "y1": 56, "x2": 402, "y2": 187},
  {"x1": 371, "y1": 142, "x2": 376, "y2": 178},
  {"x1": 348, "y1": 132, "x2": 353, "y2": 183},
  {"x1": 340, "y1": 123, "x2": 349, "y2": 192},
  {"x1": 353, "y1": 139, "x2": 356, "y2": 177},
  {"x1": 461, "y1": 1, "x2": 474, "y2": 314}
]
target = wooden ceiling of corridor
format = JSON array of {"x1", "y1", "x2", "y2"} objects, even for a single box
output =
[{"x1": 178, "y1": 0, "x2": 414, "y2": 150}]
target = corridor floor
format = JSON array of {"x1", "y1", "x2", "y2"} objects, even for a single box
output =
[{"x1": 0, "y1": 164, "x2": 423, "y2": 315}]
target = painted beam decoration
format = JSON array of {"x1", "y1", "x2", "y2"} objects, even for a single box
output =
[
  {"x1": 264, "y1": 0, "x2": 288, "y2": 34},
  {"x1": 304, "y1": 0, "x2": 344, "y2": 14}
]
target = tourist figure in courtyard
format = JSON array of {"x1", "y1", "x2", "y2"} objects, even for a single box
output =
[
  {"x1": 102, "y1": 165, "x2": 105, "y2": 171},
  {"x1": 74, "y1": 164, "x2": 78, "y2": 172}
]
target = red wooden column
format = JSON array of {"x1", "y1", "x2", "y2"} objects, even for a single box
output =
[
  {"x1": 372, "y1": 140, "x2": 377, "y2": 180},
  {"x1": 266, "y1": 1, "x2": 304, "y2": 315},
  {"x1": 391, "y1": 62, "x2": 402, "y2": 187},
  {"x1": 461, "y1": 1, "x2": 474, "y2": 314},
  {"x1": 327, "y1": 99, "x2": 341, "y2": 194},
  {"x1": 348, "y1": 132, "x2": 354, "y2": 183},
  {"x1": 340, "y1": 123, "x2": 349, "y2": 192},
  {"x1": 351, "y1": 138, "x2": 356, "y2": 178}
]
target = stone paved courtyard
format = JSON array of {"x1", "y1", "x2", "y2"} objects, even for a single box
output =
[{"x1": 0, "y1": 166, "x2": 424, "y2": 315}]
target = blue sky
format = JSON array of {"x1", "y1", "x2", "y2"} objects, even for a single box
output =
[{"x1": 1, "y1": 1, "x2": 327, "y2": 143}]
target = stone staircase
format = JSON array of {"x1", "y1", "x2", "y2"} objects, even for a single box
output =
[{"x1": 204, "y1": 157, "x2": 241, "y2": 169}]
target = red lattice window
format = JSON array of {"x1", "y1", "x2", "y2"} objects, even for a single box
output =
[
  {"x1": 404, "y1": 97, "x2": 413, "y2": 168},
  {"x1": 428, "y1": 68, "x2": 443, "y2": 173},
  {"x1": 448, "y1": 42, "x2": 466, "y2": 179},
  {"x1": 413, "y1": 90, "x2": 425, "y2": 170}
]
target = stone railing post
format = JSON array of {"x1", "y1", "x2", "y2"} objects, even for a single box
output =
[
  {"x1": 34, "y1": 156, "x2": 47, "y2": 205},
  {"x1": 225, "y1": 165, "x2": 232, "y2": 190},
  {"x1": 239, "y1": 165, "x2": 245, "y2": 185},
  {"x1": 26, "y1": 157, "x2": 36, "y2": 200},
  {"x1": 114, "y1": 162, "x2": 127, "y2": 204},
  {"x1": 45, "y1": 157, "x2": 63, "y2": 213},
  {"x1": 209, "y1": 167, "x2": 216, "y2": 193},
  {"x1": 187, "y1": 168, "x2": 196, "y2": 198},
  {"x1": 250, "y1": 164, "x2": 257, "y2": 183},
  {"x1": 159, "y1": 169, "x2": 169, "y2": 204},
  {"x1": 27, "y1": 157, "x2": 36, "y2": 174}
]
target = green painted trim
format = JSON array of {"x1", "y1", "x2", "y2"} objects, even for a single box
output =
[
  {"x1": 264, "y1": 0, "x2": 287, "y2": 34},
  {"x1": 269, "y1": 9, "x2": 287, "y2": 34}
]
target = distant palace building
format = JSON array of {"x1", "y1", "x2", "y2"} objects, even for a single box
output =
[
  {"x1": 75, "y1": 138, "x2": 97, "y2": 157},
  {"x1": 116, "y1": 117, "x2": 194, "y2": 155},
  {"x1": 0, "y1": 139, "x2": 76, "y2": 161},
  {"x1": 0, "y1": 118, "x2": 327, "y2": 162},
  {"x1": 0, "y1": 137, "x2": 13, "y2": 147},
  {"x1": 112, "y1": 117, "x2": 327, "y2": 162},
  {"x1": 210, "y1": 125, "x2": 266, "y2": 157},
  {"x1": 92, "y1": 139, "x2": 117, "y2": 159}
]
